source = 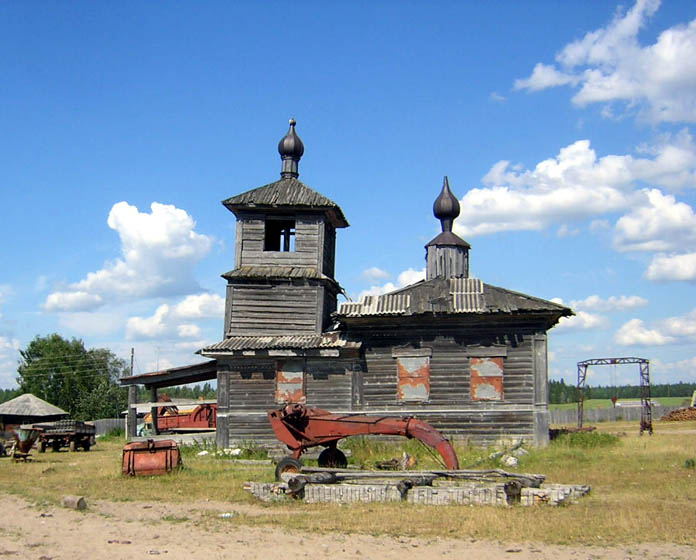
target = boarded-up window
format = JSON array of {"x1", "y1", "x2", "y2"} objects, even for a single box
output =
[
  {"x1": 275, "y1": 360, "x2": 305, "y2": 404},
  {"x1": 470, "y1": 357, "x2": 504, "y2": 401},
  {"x1": 396, "y1": 355, "x2": 430, "y2": 402}
]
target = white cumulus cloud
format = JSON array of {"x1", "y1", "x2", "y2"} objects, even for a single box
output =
[
  {"x1": 615, "y1": 309, "x2": 696, "y2": 347},
  {"x1": 660, "y1": 309, "x2": 696, "y2": 338},
  {"x1": 615, "y1": 318, "x2": 675, "y2": 345},
  {"x1": 44, "y1": 202, "x2": 213, "y2": 312},
  {"x1": 570, "y1": 294, "x2": 648, "y2": 311},
  {"x1": 645, "y1": 252, "x2": 696, "y2": 282},
  {"x1": 173, "y1": 293, "x2": 226, "y2": 319},
  {"x1": 126, "y1": 293, "x2": 224, "y2": 341},
  {"x1": 360, "y1": 267, "x2": 391, "y2": 282},
  {"x1": 357, "y1": 268, "x2": 426, "y2": 299},
  {"x1": 0, "y1": 335, "x2": 21, "y2": 389},
  {"x1": 515, "y1": 0, "x2": 696, "y2": 123},
  {"x1": 455, "y1": 134, "x2": 696, "y2": 238},
  {"x1": 555, "y1": 311, "x2": 608, "y2": 331},
  {"x1": 551, "y1": 296, "x2": 615, "y2": 331},
  {"x1": 613, "y1": 188, "x2": 696, "y2": 252}
]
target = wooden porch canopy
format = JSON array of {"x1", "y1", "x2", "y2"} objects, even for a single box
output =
[
  {"x1": 119, "y1": 360, "x2": 218, "y2": 439},
  {"x1": 120, "y1": 360, "x2": 218, "y2": 389}
]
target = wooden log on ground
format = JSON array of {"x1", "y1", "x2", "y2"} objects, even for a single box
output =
[
  {"x1": 299, "y1": 467, "x2": 546, "y2": 488},
  {"x1": 62, "y1": 495, "x2": 87, "y2": 510}
]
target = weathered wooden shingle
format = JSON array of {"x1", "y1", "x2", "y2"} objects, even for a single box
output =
[
  {"x1": 222, "y1": 265, "x2": 336, "y2": 283},
  {"x1": 199, "y1": 332, "x2": 360, "y2": 354},
  {"x1": 222, "y1": 177, "x2": 349, "y2": 228},
  {"x1": 0, "y1": 393, "x2": 67, "y2": 417},
  {"x1": 335, "y1": 276, "x2": 571, "y2": 325}
]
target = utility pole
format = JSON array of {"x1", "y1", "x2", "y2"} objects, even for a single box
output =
[{"x1": 127, "y1": 347, "x2": 137, "y2": 440}]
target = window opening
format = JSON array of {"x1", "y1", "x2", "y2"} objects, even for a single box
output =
[{"x1": 265, "y1": 219, "x2": 296, "y2": 252}]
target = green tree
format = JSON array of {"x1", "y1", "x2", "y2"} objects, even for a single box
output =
[
  {"x1": 0, "y1": 387, "x2": 20, "y2": 404},
  {"x1": 17, "y1": 334, "x2": 128, "y2": 420}
]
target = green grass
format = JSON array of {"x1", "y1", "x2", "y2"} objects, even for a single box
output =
[{"x1": 1, "y1": 420, "x2": 695, "y2": 546}]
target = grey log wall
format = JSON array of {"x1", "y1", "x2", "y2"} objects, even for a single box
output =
[{"x1": 216, "y1": 326, "x2": 552, "y2": 448}]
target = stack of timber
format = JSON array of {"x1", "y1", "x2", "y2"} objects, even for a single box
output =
[
  {"x1": 661, "y1": 407, "x2": 696, "y2": 422},
  {"x1": 244, "y1": 467, "x2": 590, "y2": 507}
]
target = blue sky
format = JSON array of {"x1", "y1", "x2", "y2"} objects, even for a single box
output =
[{"x1": 1, "y1": 0, "x2": 696, "y2": 389}]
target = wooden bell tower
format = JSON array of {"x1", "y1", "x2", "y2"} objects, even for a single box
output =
[{"x1": 220, "y1": 120, "x2": 349, "y2": 337}]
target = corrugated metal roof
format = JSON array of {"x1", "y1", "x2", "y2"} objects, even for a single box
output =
[
  {"x1": 199, "y1": 332, "x2": 360, "y2": 354},
  {"x1": 339, "y1": 294, "x2": 411, "y2": 317},
  {"x1": 0, "y1": 393, "x2": 68, "y2": 417},
  {"x1": 336, "y1": 277, "x2": 572, "y2": 319},
  {"x1": 222, "y1": 177, "x2": 349, "y2": 228},
  {"x1": 450, "y1": 277, "x2": 485, "y2": 312}
]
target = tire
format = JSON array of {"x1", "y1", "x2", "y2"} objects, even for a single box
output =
[
  {"x1": 39, "y1": 440, "x2": 47, "y2": 453},
  {"x1": 82, "y1": 440, "x2": 91, "y2": 451},
  {"x1": 318, "y1": 447, "x2": 347, "y2": 469},
  {"x1": 52, "y1": 440, "x2": 61, "y2": 452},
  {"x1": 275, "y1": 456, "x2": 303, "y2": 481}
]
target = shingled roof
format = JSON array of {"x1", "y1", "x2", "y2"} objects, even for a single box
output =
[
  {"x1": 336, "y1": 277, "x2": 573, "y2": 327},
  {"x1": 199, "y1": 332, "x2": 360, "y2": 356},
  {"x1": 222, "y1": 177, "x2": 349, "y2": 228},
  {"x1": 221, "y1": 265, "x2": 339, "y2": 284},
  {"x1": 0, "y1": 393, "x2": 68, "y2": 417}
]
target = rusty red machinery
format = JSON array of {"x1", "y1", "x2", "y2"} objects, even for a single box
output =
[
  {"x1": 151, "y1": 402, "x2": 217, "y2": 432},
  {"x1": 268, "y1": 404, "x2": 459, "y2": 479},
  {"x1": 122, "y1": 439, "x2": 182, "y2": 476}
]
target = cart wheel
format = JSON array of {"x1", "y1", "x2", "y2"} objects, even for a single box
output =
[
  {"x1": 69, "y1": 440, "x2": 76, "y2": 452},
  {"x1": 318, "y1": 447, "x2": 348, "y2": 469},
  {"x1": 275, "y1": 456, "x2": 303, "y2": 481},
  {"x1": 39, "y1": 440, "x2": 46, "y2": 453}
]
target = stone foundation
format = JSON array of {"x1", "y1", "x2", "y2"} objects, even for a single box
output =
[{"x1": 244, "y1": 480, "x2": 590, "y2": 506}]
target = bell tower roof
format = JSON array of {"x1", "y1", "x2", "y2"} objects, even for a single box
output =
[{"x1": 222, "y1": 119, "x2": 349, "y2": 228}]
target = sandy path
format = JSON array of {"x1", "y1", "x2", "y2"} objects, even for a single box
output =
[{"x1": 0, "y1": 493, "x2": 693, "y2": 560}]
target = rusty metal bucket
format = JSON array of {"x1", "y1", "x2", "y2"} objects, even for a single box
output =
[{"x1": 122, "y1": 439, "x2": 182, "y2": 476}]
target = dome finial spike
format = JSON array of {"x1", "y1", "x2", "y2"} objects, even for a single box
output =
[
  {"x1": 433, "y1": 175, "x2": 460, "y2": 233},
  {"x1": 278, "y1": 118, "x2": 304, "y2": 178}
]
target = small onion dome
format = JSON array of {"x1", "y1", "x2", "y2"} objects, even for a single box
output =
[
  {"x1": 278, "y1": 118, "x2": 304, "y2": 178},
  {"x1": 433, "y1": 176, "x2": 460, "y2": 233}
]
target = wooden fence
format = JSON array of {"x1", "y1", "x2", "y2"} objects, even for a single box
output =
[
  {"x1": 93, "y1": 418, "x2": 125, "y2": 435},
  {"x1": 549, "y1": 404, "x2": 679, "y2": 425}
]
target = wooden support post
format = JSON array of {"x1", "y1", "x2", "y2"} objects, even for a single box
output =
[
  {"x1": 127, "y1": 385, "x2": 137, "y2": 440},
  {"x1": 150, "y1": 386, "x2": 159, "y2": 436}
]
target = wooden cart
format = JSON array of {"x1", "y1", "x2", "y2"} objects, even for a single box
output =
[{"x1": 33, "y1": 419, "x2": 96, "y2": 452}]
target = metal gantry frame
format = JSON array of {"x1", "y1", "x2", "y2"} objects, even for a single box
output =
[{"x1": 576, "y1": 357, "x2": 653, "y2": 435}]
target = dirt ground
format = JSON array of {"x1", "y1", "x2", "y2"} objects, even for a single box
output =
[{"x1": 0, "y1": 494, "x2": 694, "y2": 560}]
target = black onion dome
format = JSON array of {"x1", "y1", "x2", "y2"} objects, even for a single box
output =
[
  {"x1": 278, "y1": 118, "x2": 304, "y2": 160},
  {"x1": 433, "y1": 176, "x2": 460, "y2": 232}
]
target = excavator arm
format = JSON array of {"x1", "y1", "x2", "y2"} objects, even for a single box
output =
[{"x1": 268, "y1": 404, "x2": 459, "y2": 470}]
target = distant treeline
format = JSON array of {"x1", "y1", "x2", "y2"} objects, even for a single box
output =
[
  {"x1": 0, "y1": 383, "x2": 216, "y2": 407},
  {"x1": 0, "y1": 388, "x2": 21, "y2": 404},
  {"x1": 136, "y1": 382, "x2": 216, "y2": 402},
  {"x1": 550, "y1": 379, "x2": 696, "y2": 404}
]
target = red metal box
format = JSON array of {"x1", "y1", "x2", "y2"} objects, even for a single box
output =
[{"x1": 122, "y1": 439, "x2": 182, "y2": 476}]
